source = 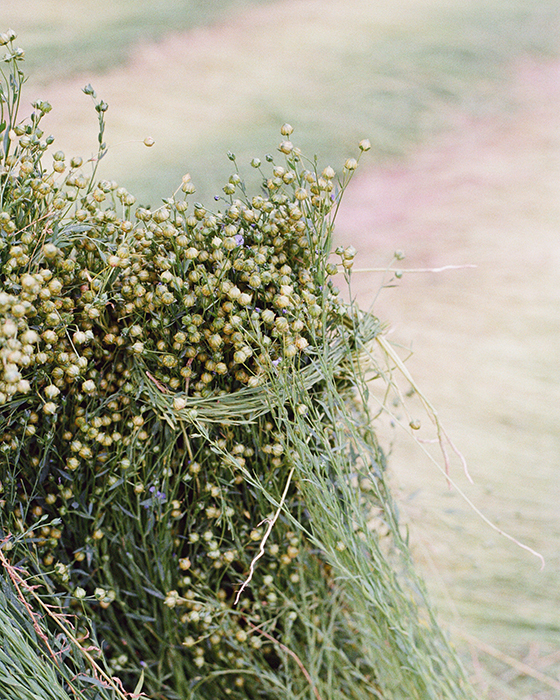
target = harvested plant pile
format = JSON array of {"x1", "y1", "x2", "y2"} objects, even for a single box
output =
[{"x1": 0, "y1": 33, "x2": 475, "y2": 700}]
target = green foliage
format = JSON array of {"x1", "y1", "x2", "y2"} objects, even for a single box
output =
[
  {"x1": 0, "y1": 563, "x2": 124, "y2": 700},
  {"x1": 0, "y1": 34, "x2": 476, "y2": 699}
]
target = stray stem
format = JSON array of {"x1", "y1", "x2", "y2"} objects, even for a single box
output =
[
  {"x1": 234, "y1": 467, "x2": 295, "y2": 605},
  {"x1": 368, "y1": 389, "x2": 546, "y2": 570},
  {"x1": 452, "y1": 626, "x2": 560, "y2": 692},
  {"x1": 350, "y1": 264, "x2": 477, "y2": 274},
  {"x1": 376, "y1": 334, "x2": 472, "y2": 483}
]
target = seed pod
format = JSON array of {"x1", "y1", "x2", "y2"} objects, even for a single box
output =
[
  {"x1": 173, "y1": 396, "x2": 188, "y2": 411},
  {"x1": 279, "y1": 141, "x2": 293, "y2": 155},
  {"x1": 359, "y1": 138, "x2": 371, "y2": 151},
  {"x1": 238, "y1": 293, "x2": 252, "y2": 307},
  {"x1": 44, "y1": 385, "x2": 60, "y2": 399}
]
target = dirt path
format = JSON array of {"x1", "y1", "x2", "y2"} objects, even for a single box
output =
[
  {"x1": 337, "y1": 57, "x2": 560, "y2": 272},
  {"x1": 336, "y1": 57, "x2": 560, "y2": 697}
]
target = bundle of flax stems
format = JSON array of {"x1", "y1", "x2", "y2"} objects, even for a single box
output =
[{"x1": 0, "y1": 33, "x2": 476, "y2": 700}]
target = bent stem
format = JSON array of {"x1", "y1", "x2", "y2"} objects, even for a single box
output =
[
  {"x1": 246, "y1": 620, "x2": 323, "y2": 700},
  {"x1": 0, "y1": 548, "x2": 136, "y2": 700},
  {"x1": 451, "y1": 626, "x2": 560, "y2": 693}
]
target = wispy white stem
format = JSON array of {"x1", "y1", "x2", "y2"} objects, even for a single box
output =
[
  {"x1": 376, "y1": 335, "x2": 473, "y2": 483},
  {"x1": 234, "y1": 467, "x2": 295, "y2": 605},
  {"x1": 350, "y1": 264, "x2": 477, "y2": 273}
]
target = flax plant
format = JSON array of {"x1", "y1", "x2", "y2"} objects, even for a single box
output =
[{"x1": 0, "y1": 33, "x2": 476, "y2": 700}]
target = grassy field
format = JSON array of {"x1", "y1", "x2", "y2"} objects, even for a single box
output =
[
  {"x1": 8, "y1": 0, "x2": 560, "y2": 203},
  {"x1": 4, "y1": 0, "x2": 560, "y2": 697}
]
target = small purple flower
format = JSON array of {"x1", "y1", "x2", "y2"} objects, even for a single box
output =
[
  {"x1": 234, "y1": 233, "x2": 244, "y2": 247},
  {"x1": 143, "y1": 486, "x2": 167, "y2": 509}
]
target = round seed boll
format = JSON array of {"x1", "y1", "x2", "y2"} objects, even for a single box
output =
[
  {"x1": 73, "y1": 330, "x2": 89, "y2": 345},
  {"x1": 233, "y1": 349, "x2": 247, "y2": 365},
  {"x1": 284, "y1": 344, "x2": 297, "y2": 358},
  {"x1": 11, "y1": 304, "x2": 26, "y2": 318},
  {"x1": 44, "y1": 385, "x2": 60, "y2": 399},
  {"x1": 278, "y1": 140, "x2": 293, "y2": 154},
  {"x1": 274, "y1": 317, "x2": 289, "y2": 333},
  {"x1": 161, "y1": 355, "x2": 178, "y2": 369},
  {"x1": 274, "y1": 295, "x2": 291, "y2": 309},
  {"x1": 208, "y1": 334, "x2": 223, "y2": 350},
  {"x1": 17, "y1": 380, "x2": 31, "y2": 394},
  {"x1": 66, "y1": 364, "x2": 80, "y2": 379},
  {"x1": 42, "y1": 243, "x2": 58, "y2": 259},
  {"x1": 359, "y1": 138, "x2": 371, "y2": 151},
  {"x1": 66, "y1": 457, "x2": 80, "y2": 471}
]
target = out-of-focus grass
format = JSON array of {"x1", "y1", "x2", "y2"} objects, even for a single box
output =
[
  {"x1": 2, "y1": 0, "x2": 275, "y2": 81},
  {"x1": 335, "y1": 53, "x2": 560, "y2": 696},
  {"x1": 12, "y1": 0, "x2": 560, "y2": 205}
]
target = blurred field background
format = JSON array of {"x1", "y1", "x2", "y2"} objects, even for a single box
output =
[{"x1": 4, "y1": 0, "x2": 560, "y2": 697}]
